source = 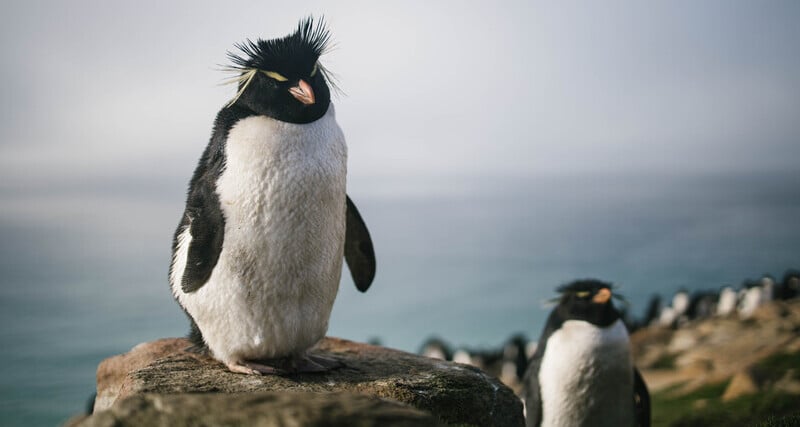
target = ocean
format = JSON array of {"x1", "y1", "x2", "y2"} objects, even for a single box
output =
[{"x1": 1, "y1": 171, "x2": 798, "y2": 426}]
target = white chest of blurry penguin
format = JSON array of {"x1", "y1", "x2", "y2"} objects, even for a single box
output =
[
  {"x1": 169, "y1": 18, "x2": 375, "y2": 375},
  {"x1": 523, "y1": 280, "x2": 650, "y2": 427}
]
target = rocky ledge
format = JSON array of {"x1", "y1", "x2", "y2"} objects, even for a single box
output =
[{"x1": 72, "y1": 337, "x2": 524, "y2": 426}]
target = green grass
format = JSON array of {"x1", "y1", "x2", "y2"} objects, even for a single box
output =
[
  {"x1": 753, "y1": 351, "x2": 800, "y2": 383},
  {"x1": 755, "y1": 414, "x2": 800, "y2": 427},
  {"x1": 651, "y1": 381, "x2": 800, "y2": 427},
  {"x1": 651, "y1": 381, "x2": 729, "y2": 426},
  {"x1": 650, "y1": 353, "x2": 678, "y2": 370},
  {"x1": 650, "y1": 350, "x2": 800, "y2": 426}
]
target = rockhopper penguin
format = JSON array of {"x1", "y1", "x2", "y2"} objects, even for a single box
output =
[
  {"x1": 522, "y1": 280, "x2": 650, "y2": 427},
  {"x1": 169, "y1": 17, "x2": 376, "y2": 375}
]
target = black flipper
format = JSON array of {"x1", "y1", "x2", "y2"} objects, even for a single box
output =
[
  {"x1": 522, "y1": 308, "x2": 566, "y2": 427},
  {"x1": 170, "y1": 107, "x2": 232, "y2": 294},
  {"x1": 521, "y1": 353, "x2": 543, "y2": 427},
  {"x1": 169, "y1": 105, "x2": 254, "y2": 349},
  {"x1": 344, "y1": 195, "x2": 376, "y2": 292},
  {"x1": 634, "y1": 367, "x2": 651, "y2": 427},
  {"x1": 180, "y1": 197, "x2": 225, "y2": 293},
  {"x1": 169, "y1": 173, "x2": 226, "y2": 294}
]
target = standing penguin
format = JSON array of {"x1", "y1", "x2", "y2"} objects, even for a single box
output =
[
  {"x1": 169, "y1": 17, "x2": 376, "y2": 375},
  {"x1": 522, "y1": 280, "x2": 649, "y2": 427}
]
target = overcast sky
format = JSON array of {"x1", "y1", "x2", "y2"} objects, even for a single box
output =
[
  {"x1": 2, "y1": 1, "x2": 799, "y2": 196},
  {"x1": 1, "y1": 1, "x2": 799, "y2": 291}
]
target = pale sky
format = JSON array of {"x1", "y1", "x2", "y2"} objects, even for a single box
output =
[{"x1": 1, "y1": 1, "x2": 799, "y2": 197}]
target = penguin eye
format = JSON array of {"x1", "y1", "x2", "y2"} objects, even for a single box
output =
[
  {"x1": 575, "y1": 291, "x2": 590, "y2": 298},
  {"x1": 262, "y1": 71, "x2": 288, "y2": 82},
  {"x1": 310, "y1": 62, "x2": 319, "y2": 77}
]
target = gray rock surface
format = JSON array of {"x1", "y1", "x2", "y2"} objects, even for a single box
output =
[
  {"x1": 91, "y1": 337, "x2": 524, "y2": 426},
  {"x1": 70, "y1": 392, "x2": 442, "y2": 427}
]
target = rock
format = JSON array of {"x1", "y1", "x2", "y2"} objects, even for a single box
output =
[
  {"x1": 94, "y1": 338, "x2": 188, "y2": 411},
  {"x1": 722, "y1": 370, "x2": 760, "y2": 401},
  {"x1": 629, "y1": 327, "x2": 673, "y2": 369},
  {"x1": 94, "y1": 337, "x2": 524, "y2": 427},
  {"x1": 774, "y1": 370, "x2": 800, "y2": 395},
  {"x1": 72, "y1": 392, "x2": 442, "y2": 427},
  {"x1": 668, "y1": 329, "x2": 699, "y2": 353}
]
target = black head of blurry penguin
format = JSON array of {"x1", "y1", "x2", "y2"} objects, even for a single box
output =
[
  {"x1": 522, "y1": 279, "x2": 650, "y2": 427},
  {"x1": 169, "y1": 17, "x2": 376, "y2": 376}
]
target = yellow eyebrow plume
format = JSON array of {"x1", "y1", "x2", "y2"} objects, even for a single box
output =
[
  {"x1": 262, "y1": 71, "x2": 288, "y2": 82},
  {"x1": 223, "y1": 68, "x2": 258, "y2": 108}
]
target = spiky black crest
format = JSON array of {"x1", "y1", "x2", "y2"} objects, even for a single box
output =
[
  {"x1": 557, "y1": 279, "x2": 613, "y2": 294},
  {"x1": 227, "y1": 17, "x2": 331, "y2": 71}
]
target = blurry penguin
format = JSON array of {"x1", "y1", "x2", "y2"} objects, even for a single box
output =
[
  {"x1": 657, "y1": 289, "x2": 690, "y2": 328},
  {"x1": 522, "y1": 279, "x2": 650, "y2": 427},
  {"x1": 778, "y1": 269, "x2": 800, "y2": 300},
  {"x1": 418, "y1": 336, "x2": 453, "y2": 361},
  {"x1": 760, "y1": 274, "x2": 776, "y2": 303},
  {"x1": 716, "y1": 285, "x2": 738, "y2": 316},
  {"x1": 686, "y1": 290, "x2": 717, "y2": 321},
  {"x1": 642, "y1": 294, "x2": 662, "y2": 327},
  {"x1": 503, "y1": 334, "x2": 530, "y2": 382},
  {"x1": 738, "y1": 280, "x2": 764, "y2": 319}
]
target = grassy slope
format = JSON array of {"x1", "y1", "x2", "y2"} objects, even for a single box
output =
[{"x1": 651, "y1": 351, "x2": 800, "y2": 427}]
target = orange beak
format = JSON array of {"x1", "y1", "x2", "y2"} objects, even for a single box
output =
[
  {"x1": 593, "y1": 288, "x2": 612, "y2": 304},
  {"x1": 289, "y1": 79, "x2": 315, "y2": 105}
]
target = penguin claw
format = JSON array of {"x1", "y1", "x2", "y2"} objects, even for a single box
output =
[
  {"x1": 226, "y1": 361, "x2": 278, "y2": 375},
  {"x1": 225, "y1": 354, "x2": 343, "y2": 375}
]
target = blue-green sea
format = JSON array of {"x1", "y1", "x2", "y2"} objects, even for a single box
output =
[{"x1": 1, "y1": 172, "x2": 799, "y2": 426}]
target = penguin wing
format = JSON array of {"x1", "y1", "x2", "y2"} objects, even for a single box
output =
[
  {"x1": 634, "y1": 367, "x2": 651, "y2": 427},
  {"x1": 345, "y1": 195, "x2": 376, "y2": 292},
  {"x1": 521, "y1": 353, "x2": 543, "y2": 427},
  {"x1": 170, "y1": 161, "x2": 226, "y2": 294},
  {"x1": 179, "y1": 201, "x2": 225, "y2": 293}
]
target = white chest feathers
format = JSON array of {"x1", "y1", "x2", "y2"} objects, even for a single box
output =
[
  {"x1": 172, "y1": 106, "x2": 348, "y2": 365},
  {"x1": 538, "y1": 319, "x2": 634, "y2": 427}
]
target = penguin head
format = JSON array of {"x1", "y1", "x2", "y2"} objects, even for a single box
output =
[
  {"x1": 224, "y1": 17, "x2": 334, "y2": 124},
  {"x1": 555, "y1": 279, "x2": 621, "y2": 327}
]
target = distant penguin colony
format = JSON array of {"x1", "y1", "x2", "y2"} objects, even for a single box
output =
[
  {"x1": 522, "y1": 280, "x2": 650, "y2": 427},
  {"x1": 169, "y1": 17, "x2": 376, "y2": 375},
  {"x1": 644, "y1": 270, "x2": 800, "y2": 328}
]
